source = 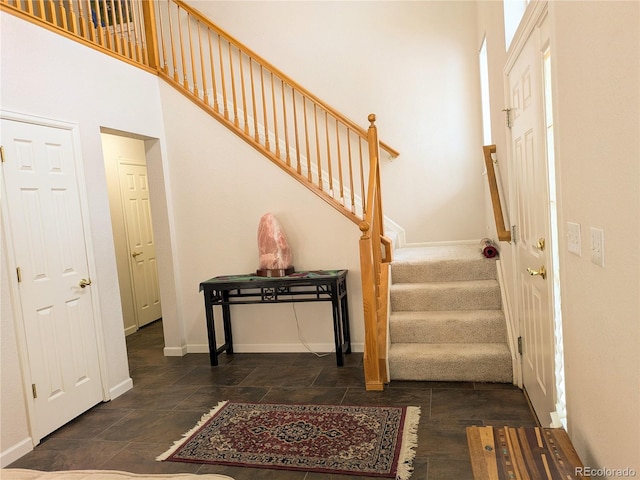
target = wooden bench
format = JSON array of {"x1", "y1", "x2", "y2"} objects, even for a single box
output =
[{"x1": 467, "y1": 426, "x2": 586, "y2": 479}]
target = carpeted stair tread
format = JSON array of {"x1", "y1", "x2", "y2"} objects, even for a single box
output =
[
  {"x1": 392, "y1": 244, "x2": 497, "y2": 283},
  {"x1": 390, "y1": 279, "x2": 502, "y2": 311},
  {"x1": 390, "y1": 310, "x2": 507, "y2": 344},
  {"x1": 388, "y1": 343, "x2": 512, "y2": 383}
]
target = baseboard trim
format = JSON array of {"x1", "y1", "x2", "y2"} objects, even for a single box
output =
[
  {"x1": 1, "y1": 437, "x2": 33, "y2": 468},
  {"x1": 185, "y1": 343, "x2": 365, "y2": 354},
  {"x1": 109, "y1": 377, "x2": 133, "y2": 400},
  {"x1": 496, "y1": 259, "x2": 522, "y2": 387},
  {"x1": 163, "y1": 345, "x2": 188, "y2": 356}
]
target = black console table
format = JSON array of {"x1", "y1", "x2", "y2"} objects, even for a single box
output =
[{"x1": 199, "y1": 270, "x2": 351, "y2": 366}]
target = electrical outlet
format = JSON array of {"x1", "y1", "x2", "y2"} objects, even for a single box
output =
[
  {"x1": 590, "y1": 227, "x2": 604, "y2": 267},
  {"x1": 567, "y1": 222, "x2": 581, "y2": 256}
]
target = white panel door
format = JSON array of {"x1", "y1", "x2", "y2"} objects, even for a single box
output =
[
  {"x1": 1, "y1": 118, "x2": 104, "y2": 440},
  {"x1": 507, "y1": 20, "x2": 556, "y2": 426},
  {"x1": 118, "y1": 162, "x2": 162, "y2": 327}
]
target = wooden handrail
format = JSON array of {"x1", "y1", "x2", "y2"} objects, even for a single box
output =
[{"x1": 483, "y1": 145, "x2": 511, "y2": 242}]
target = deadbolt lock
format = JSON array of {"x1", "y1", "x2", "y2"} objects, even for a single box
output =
[{"x1": 536, "y1": 238, "x2": 546, "y2": 251}]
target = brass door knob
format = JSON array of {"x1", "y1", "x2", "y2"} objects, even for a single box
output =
[
  {"x1": 527, "y1": 266, "x2": 546, "y2": 280},
  {"x1": 131, "y1": 251, "x2": 143, "y2": 257},
  {"x1": 79, "y1": 278, "x2": 92, "y2": 288}
]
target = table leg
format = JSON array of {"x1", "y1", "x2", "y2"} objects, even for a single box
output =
[
  {"x1": 341, "y1": 284, "x2": 352, "y2": 354},
  {"x1": 222, "y1": 290, "x2": 234, "y2": 354},
  {"x1": 331, "y1": 281, "x2": 344, "y2": 367},
  {"x1": 204, "y1": 291, "x2": 218, "y2": 366}
]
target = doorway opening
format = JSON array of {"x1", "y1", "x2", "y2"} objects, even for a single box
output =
[{"x1": 102, "y1": 130, "x2": 162, "y2": 336}]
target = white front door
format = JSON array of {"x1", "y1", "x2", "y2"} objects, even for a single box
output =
[
  {"x1": 507, "y1": 12, "x2": 556, "y2": 426},
  {"x1": 1, "y1": 117, "x2": 104, "y2": 441},
  {"x1": 118, "y1": 162, "x2": 162, "y2": 327}
]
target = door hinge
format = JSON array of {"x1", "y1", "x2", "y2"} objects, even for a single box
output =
[
  {"x1": 0, "y1": 145, "x2": 5, "y2": 163},
  {"x1": 517, "y1": 336, "x2": 523, "y2": 355},
  {"x1": 502, "y1": 108, "x2": 513, "y2": 128},
  {"x1": 32, "y1": 383, "x2": 37, "y2": 399},
  {"x1": 16, "y1": 266, "x2": 22, "y2": 283},
  {"x1": 511, "y1": 225, "x2": 517, "y2": 243}
]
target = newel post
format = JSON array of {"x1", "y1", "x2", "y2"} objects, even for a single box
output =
[{"x1": 141, "y1": 0, "x2": 160, "y2": 70}]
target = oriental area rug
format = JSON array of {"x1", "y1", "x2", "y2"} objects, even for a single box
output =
[{"x1": 157, "y1": 401, "x2": 421, "y2": 479}]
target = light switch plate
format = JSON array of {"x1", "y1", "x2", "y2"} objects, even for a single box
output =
[
  {"x1": 590, "y1": 227, "x2": 604, "y2": 267},
  {"x1": 567, "y1": 222, "x2": 581, "y2": 256}
]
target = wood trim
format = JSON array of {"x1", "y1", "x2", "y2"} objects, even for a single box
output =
[{"x1": 483, "y1": 144, "x2": 512, "y2": 242}]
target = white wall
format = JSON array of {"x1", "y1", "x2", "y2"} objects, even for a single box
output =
[
  {"x1": 477, "y1": 1, "x2": 640, "y2": 474},
  {"x1": 158, "y1": 82, "x2": 364, "y2": 353},
  {"x1": 191, "y1": 0, "x2": 486, "y2": 244},
  {"x1": 0, "y1": 13, "x2": 167, "y2": 464},
  {"x1": 550, "y1": 1, "x2": 640, "y2": 474}
]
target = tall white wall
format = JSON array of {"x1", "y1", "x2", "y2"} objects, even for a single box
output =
[
  {"x1": 158, "y1": 83, "x2": 364, "y2": 354},
  {"x1": 477, "y1": 1, "x2": 640, "y2": 474},
  {"x1": 192, "y1": 0, "x2": 486, "y2": 244},
  {"x1": 0, "y1": 13, "x2": 166, "y2": 464}
]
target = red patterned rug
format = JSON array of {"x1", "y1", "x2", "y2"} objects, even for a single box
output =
[{"x1": 157, "y1": 401, "x2": 421, "y2": 479}]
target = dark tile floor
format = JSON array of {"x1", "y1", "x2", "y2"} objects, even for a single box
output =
[{"x1": 7, "y1": 320, "x2": 538, "y2": 479}]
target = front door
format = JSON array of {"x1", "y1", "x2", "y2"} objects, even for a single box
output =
[
  {"x1": 118, "y1": 161, "x2": 162, "y2": 327},
  {"x1": 1, "y1": 116, "x2": 104, "y2": 441},
  {"x1": 507, "y1": 12, "x2": 556, "y2": 426}
]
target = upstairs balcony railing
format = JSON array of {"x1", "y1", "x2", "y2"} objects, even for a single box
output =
[{"x1": 1, "y1": 0, "x2": 396, "y2": 390}]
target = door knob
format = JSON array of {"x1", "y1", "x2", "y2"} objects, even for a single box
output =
[
  {"x1": 527, "y1": 266, "x2": 546, "y2": 280},
  {"x1": 131, "y1": 251, "x2": 143, "y2": 257},
  {"x1": 79, "y1": 278, "x2": 92, "y2": 288}
]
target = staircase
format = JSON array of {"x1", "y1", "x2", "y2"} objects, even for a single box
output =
[{"x1": 388, "y1": 244, "x2": 513, "y2": 383}]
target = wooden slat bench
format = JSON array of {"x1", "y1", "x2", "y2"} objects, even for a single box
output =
[{"x1": 467, "y1": 426, "x2": 586, "y2": 479}]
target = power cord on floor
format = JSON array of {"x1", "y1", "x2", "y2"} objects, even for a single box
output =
[{"x1": 291, "y1": 301, "x2": 333, "y2": 358}]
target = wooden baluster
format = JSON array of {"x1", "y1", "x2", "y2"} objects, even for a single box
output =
[
  {"x1": 346, "y1": 129, "x2": 356, "y2": 213},
  {"x1": 292, "y1": 87, "x2": 302, "y2": 173},
  {"x1": 68, "y1": 1, "x2": 80, "y2": 35},
  {"x1": 24, "y1": 0, "x2": 34, "y2": 16},
  {"x1": 35, "y1": 0, "x2": 45, "y2": 20},
  {"x1": 176, "y1": 5, "x2": 188, "y2": 89},
  {"x1": 116, "y1": 0, "x2": 129, "y2": 58},
  {"x1": 359, "y1": 137, "x2": 366, "y2": 217},
  {"x1": 313, "y1": 104, "x2": 322, "y2": 189},
  {"x1": 155, "y1": 1, "x2": 168, "y2": 72},
  {"x1": 92, "y1": 0, "x2": 106, "y2": 47},
  {"x1": 57, "y1": 0, "x2": 68, "y2": 30},
  {"x1": 47, "y1": 0, "x2": 57, "y2": 25},
  {"x1": 77, "y1": 0, "x2": 91, "y2": 41},
  {"x1": 239, "y1": 52, "x2": 249, "y2": 135},
  {"x1": 249, "y1": 58, "x2": 259, "y2": 141},
  {"x1": 270, "y1": 72, "x2": 280, "y2": 158},
  {"x1": 139, "y1": 0, "x2": 157, "y2": 68},
  {"x1": 197, "y1": 21, "x2": 208, "y2": 105},
  {"x1": 336, "y1": 121, "x2": 345, "y2": 203},
  {"x1": 303, "y1": 97, "x2": 312, "y2": 182},
  {"x1": 206, "y1": 29, "x2": 219, "y2": 112},
  {"x1": 187, "y1": 13, "x2": 198, "y2": 97},
  {"x1": 281, "y1": 80, "x2": 291, "y2": 165},
  {"x1": 259, "y1": 65, "x2": 269, "y2": 151},
  {"x1": 166, "y1": 1, "x2": 179, "y2": 81},
  {"x1": 217, "y1": 34, "x2": 229, "y2": 120},
  {"x1": 228, "y1": 43, "x2": 239, "y2": 127},
  {"x1": 109, "y1": 0, "x2": 122, "y2": 54},
  {"x1": 122, "y1": 0, "x2": 134, "y2": 59},
  {"x1": 324, "y1": 111, "x2": 333, "y2": 194}
]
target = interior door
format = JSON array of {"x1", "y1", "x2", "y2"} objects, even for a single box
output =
[
  {"x1": 1, "y1": 117, "x2": 104, "y2": 440},
  {"x1": 507, "y1": 16, "x2": 556, "y2": 426},
  {"x1": 118, "y1": 161, "x2": 162, "y2": 327}
]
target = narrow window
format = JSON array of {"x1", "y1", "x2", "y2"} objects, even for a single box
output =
[
  {"x1": 479, "y1": 36, "x2": 492, "y2": 145},
  {"x1": 503, "y1": 0, "x2": 528, "y2": 49}
]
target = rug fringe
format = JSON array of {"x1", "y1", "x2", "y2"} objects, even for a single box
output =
[
  {"x1": 156, "y1": 400, "x2": 228, "y2": 461},
  {"x1": 396, "y1": 406, "x2": 421, "y2": 480}
]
